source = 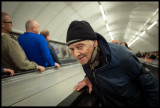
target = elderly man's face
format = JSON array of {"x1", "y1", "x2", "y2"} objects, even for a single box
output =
[{"x1": 69, "y1": 40, "x2": 97, "y2": 65}]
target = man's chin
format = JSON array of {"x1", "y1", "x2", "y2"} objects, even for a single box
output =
[{"x1": 79, "y1": 60, "x2": 88, "y2": 65}]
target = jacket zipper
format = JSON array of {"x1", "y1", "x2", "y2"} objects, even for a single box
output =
[
  {"x1": 92, "y1": 57, "x2": 109, "y2": 105},
  {"x1": 93, "y1": 70, "x2": 97, "y2": 83},
  {"x1": 93, "y1": 69, "x2": 107, "y2": 105}
]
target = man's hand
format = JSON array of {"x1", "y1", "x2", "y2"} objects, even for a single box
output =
[
  {"x1": 38, "y1": 65, "x2": 45, "y2": 72},
  {"x1": 3, "y1": 68, "x2": 15, "y2": 76},
  {"x1": 73, "y1": 76, "x2": 92, "y2": 94},
  {"x1": 55, "y1": 63, "x2": 61, "y2": 69}
]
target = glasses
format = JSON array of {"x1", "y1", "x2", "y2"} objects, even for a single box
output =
[{"x1": 3, "y1": 21, "x2": 12, "y2": 24}]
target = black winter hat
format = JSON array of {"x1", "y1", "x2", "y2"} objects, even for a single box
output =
[{"x1": 66, "y1": 20, "x2": 97, "y2": 46}]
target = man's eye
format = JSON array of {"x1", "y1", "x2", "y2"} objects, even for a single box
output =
[
  {"x1": 69, "y1": 48, "x2": 74, "y2": 52},
  {"x1": 78, "y1": 45, "x2": 83, "y2": 49}
]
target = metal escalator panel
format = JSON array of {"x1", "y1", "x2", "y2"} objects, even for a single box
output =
[{"x1": 2, "y1": 63, "x2": 85, "y2": 106}]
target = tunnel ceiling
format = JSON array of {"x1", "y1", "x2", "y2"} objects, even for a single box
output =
[{"x1": 2, "y1": 1, "x2": 159, "y2": 53}]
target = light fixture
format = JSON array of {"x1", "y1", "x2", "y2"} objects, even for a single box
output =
[
  {"x1": 140, "y1": 31, "x2": 146, "y2": 36},
  {"x1": 109, "y1": 32, "x2": 113, "y2": 40},
  {"x1": 147, "y1": 21, "x2": 158, "y2": 30},
  {"x1": 144, "y1": 18, "x2": 150, "y2": 26},
  {"x1": 98, "y1": 1, "x2": 113, "y2": 41},
  {"x1": 109, "y1": 32, "x2": 112, "y2": 36},
  {"x1": 99, "y1": 4, "x2": 106, "y2": 21},
  {"x1": 128, "y1": 8, "x2": 159, "y2": 46},
  {"x1": 153, "y1": 8, "x2": 158, "y2": 16},
  {"x1": 128, "y1": 36, "x2": 139, "y2": 47},
  {"x1": 106, "y1": 23, "x2": 110, "y2": 31}
]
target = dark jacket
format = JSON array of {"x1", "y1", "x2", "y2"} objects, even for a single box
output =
[
  {"x1": 47, "y1": 42, "x2": 61, "y2": 65},
  {"x1": 82, "y1": 33, "x2": 159, "y2": 107}
]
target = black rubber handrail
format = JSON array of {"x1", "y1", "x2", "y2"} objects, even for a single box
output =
[
  {"x1": 1, "y1": 60, "x2": 78, "y2": 78},
  {"x1": 1, "y1": 66, "x2": 56, "y2": 79},
  {"x1": 57, "y1": 87, "x2": 100, "y2": 106}
]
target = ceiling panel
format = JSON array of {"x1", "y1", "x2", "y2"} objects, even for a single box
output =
[{"x1": 2, "y1": 1, "x2": 159, "y2": 53}]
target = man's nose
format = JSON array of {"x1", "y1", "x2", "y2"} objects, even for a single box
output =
[{"x1": 73, "y1": 49, "x2": 80, "y2": 57}]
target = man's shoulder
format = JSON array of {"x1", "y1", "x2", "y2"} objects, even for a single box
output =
[
  {"x1": 2, "y1": 33, "x2": 16, "y2": 41},
  {"x1": 19, "y1": 33, "x2": 45, "y2": 40},
  {"x1": 2, "y1": 33, "x2": 10, "y2": 38}
]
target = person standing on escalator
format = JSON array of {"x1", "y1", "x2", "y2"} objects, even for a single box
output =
[{"x1": 1, "y1": 12, "x2": 45, "y2": 72}]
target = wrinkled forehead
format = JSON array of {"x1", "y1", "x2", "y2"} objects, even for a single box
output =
[{"x1": 68, "y1": 40, "x2": 90, "y2": 48}]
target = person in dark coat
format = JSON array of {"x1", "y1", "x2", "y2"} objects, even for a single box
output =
[
  {"x1": 40, "y1": 30, "x2": 61, "y2": 68},
  {"x1": 66, "y1": 20, "x2": 159, "y2": 107}
]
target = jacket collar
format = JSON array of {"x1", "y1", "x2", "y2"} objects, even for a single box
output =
[{"x1": 96, "y1": 32, "x2": 111, "y2": 64}]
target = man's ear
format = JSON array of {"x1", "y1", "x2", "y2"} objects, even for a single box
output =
[
  {"x1": 33, "y1": 28, "x2": 36, "y2": 32},
  {"x1": 93, "y1": 40, "x2": 98, "y2": 47}
]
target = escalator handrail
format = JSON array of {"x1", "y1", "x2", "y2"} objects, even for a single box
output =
[{"x1": 57, "y1": 86, "x2": 100, "y2": 106}]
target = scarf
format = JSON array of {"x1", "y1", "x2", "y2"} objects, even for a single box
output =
[{"x1": 86, "y1": 46, "x2": 100, "y2": 71}]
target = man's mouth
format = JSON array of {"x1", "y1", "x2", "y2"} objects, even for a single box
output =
[{"x1": 78, "y1": 55, "x2": 85, "y2": 60}]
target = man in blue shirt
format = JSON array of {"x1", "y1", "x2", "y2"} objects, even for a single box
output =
[{"x1": 18, "y1": 20, "x2": 59, "y2": 68}]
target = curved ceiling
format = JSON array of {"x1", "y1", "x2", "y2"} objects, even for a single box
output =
[{"x1": 2, "y1": 1, "x2": 159, "y2": 53}]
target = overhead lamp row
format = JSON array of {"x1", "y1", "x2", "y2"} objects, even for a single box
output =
[
  {"x1": 98, "y1": 2, "x2": 113, "y2": 41},
  {"x1": 128, "y1": 8, "x2": 158, "y2": 47}
]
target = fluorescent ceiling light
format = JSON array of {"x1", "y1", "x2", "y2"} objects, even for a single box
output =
[
  {"x1": 153, "y1": 8, "x2": 158, "y2": 16},
  {"x1": 140, "y1": 31, "x2": 146, "y2": 36},
  {"x1": 106, "y1": 23, "x2": 110, "y2": 31},
  {"x1": 108, "y1": 32, "x2": 113, "y2": 40},
  {"x1": 135, "y1": 32, "x2": 138, "y2": 35},
  {"x1": 128, "y1": 37, "x2": 139, "y2": 47},
  {"x1": 128, "y1": 8, "x2": 158, "y2": 47},
  {"x1": 109, "y1": 32, "x2": 112, "y2": 36},
  {"x1": 99, "y1": 5, "x2": 106, "y2": 21},
  {"x1": 110, "y1": 36, "x2": 113, "y2": 40},
  {"x1": 139, "y1": 26, "x2": 143, "y2": 31},
  {"x1": 147, "y1": 21, "x2": 158, "y2": 30},
  {"x1": 144, "y1": 18, "x2": 150, "y2": 25}
]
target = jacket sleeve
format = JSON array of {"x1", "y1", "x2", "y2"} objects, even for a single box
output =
[
  {"x1": 38, "y1": 36, "x2": 55, "y2": 66},
  {"x1": 48, "y1": 43, "x2": 61, "y2": 65},
  {"x1": 7, "y1": 39, "x2": 38, "y2": 70},
  {"x1": 138, "y1": 68, "x2": 159, "y2": 107},
  {"x1": 127, "y1": 49, "x2": 159, "y2": 107}
]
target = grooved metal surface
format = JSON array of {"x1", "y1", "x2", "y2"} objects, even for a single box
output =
[{"x1": 2, "y1": 63, "x2": 85, "y2": 106}]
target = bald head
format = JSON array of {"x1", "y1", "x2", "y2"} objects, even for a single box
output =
[
  {"x1": 112, "y1": 39, "x2": 119, "y2": 44},
  {"x1": 25, "y1": 20, "x2": 39, "y2": 34}
]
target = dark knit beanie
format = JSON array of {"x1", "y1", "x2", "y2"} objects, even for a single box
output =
[{"x1": 66, "y1": 20, "x2": 97, "y2": 46}]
